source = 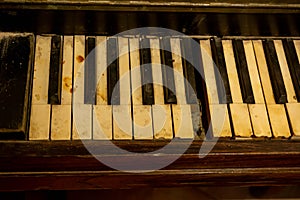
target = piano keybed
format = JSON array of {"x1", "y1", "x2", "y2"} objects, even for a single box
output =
[{"x1": 1, "y1": 33, "x2": 300, "y2": 140}]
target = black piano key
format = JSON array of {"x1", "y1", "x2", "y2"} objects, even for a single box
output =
[
  {"x1": 0, "y1": 34, "x2": 34, "y2": 139},
  {"x1": 232, "y1": 39, "x2": 255, "y2": 104},
  {"x1": 84, "y1": 37, "x2": 96, "y2": 104},
  {"x1": 48, "y1": 35, "x2": 62, "y2": 105},
  {"x1": 262, "y1": 40, "x2": 287, "y2": 104},
  {"x1": 282, "y1": 39, "x2": 300, "y2": 101},
  {"x1": 160, "y1": 37, "x2": 177, "y2": 104},
  {"x1": 107, "y1": 38, "x2": 120, "y2": 105},
  {"x1": 140, "y1": 38, "x2": 154, "y2": 105},
  {"x1": 210, "y1": 37, "x2": 232, "y2": 104},
  {"x1": 180, "y1": 38, "x2": 198, "y2": 104}
]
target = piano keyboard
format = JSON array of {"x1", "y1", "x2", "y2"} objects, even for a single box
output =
[{"x1": 1, "y1": 33, "x2": 300, "y2": 140}]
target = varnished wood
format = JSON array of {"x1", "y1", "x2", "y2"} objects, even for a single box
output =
[{"x1": 0, "y1": 140, "x2": 300, "y2": 190}]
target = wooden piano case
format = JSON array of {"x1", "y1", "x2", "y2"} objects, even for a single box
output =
[{"x1": 0, "y1": 0, "x2": 300, "y2": 191}]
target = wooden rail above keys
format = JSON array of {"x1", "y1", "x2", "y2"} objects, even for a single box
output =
[
  {"x1": 1, "y1": 0, "x2": 300, "y2": 13},
  {"x1": 0, "y1": 140, "x2": 300, "y2": 191}
]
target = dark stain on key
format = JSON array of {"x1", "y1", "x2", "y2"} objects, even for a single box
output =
[
  {"x1": 48, "y1": 35, "x2": 62, "y2": 105},
  {"x1": 210, "y1": 37, "x2": 232, "y2": 104},
  {"x1": 194, "y1": 39, "x2": 211, "y2": 137},
  {"x1": 232, "y1": 39, "x2": 255, "y2": 104},
  {"x1": 0, "y1": 34, "x2": 34, "y2": 139},
  {"x1": 160, "y1": 37, "x2": 177, "y2": 104},
  {"x1": 107, "y1": 38, "x2": 120, "y2": 105},
  {"x1": 263, "y1": 39, "x2": 287, "y2": 104},
  {"x1": 282, "y1": 39, "x2": 300, "y2": 102},
  {"x1": 63, "y1": 77, "x2": 72, "y2": 92},
  {"x1": 84, "y1": 37, "x2": 96, "y2": 105},
  {"x1": 76, "y1": 55, "x2": 84, "y2": 63},
  {"x1": 140, "y1": 38, "x2": 154, "y2": 105}
]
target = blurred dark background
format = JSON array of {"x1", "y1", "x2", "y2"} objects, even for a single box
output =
[{"x1": 1, "y1": 186, "x2": 300, "y2": 200}]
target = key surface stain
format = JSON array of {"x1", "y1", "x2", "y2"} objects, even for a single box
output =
[
  {"x1": 76, "y1": 55, "x2": 84, "y2": 63},
  {"x1": 63, "y1": 77, "x2": 72, "y2": 90},
  {"x1": 35, "y1": 94, "x2": 40, "y2": 101},
  {"x1": 98, "y1": 94, "x2": 105, "y2": 101}
]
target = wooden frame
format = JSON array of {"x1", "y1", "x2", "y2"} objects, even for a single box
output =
[{"x1": 0, "y1": 140, "x2": 300, "y2": 191}]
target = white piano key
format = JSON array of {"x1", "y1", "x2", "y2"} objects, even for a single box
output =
[
  {"x1": 29, "y1": 105, "x2": 51, "y2": 140},
  {"x1": 209, "y1": 104, "x2": 231, "y2": 137},
  {"x1": 200, "y1": 39, "x2": 219, "y2": 104},
  {"x1": 274, "y1": 40, "x2": 297, "y2": 103},
  {"x1": 172, "y1": 104, "x2": 194, "y2": 139},
  {"x1": 170, "y1": 38, "x2": 187, "y2": 105},
  {"x1": 230, "y1": 104, "x2": 253, "y2": 138},
  {"x1": 150, "y1": 38, "x2": 173, "y2": 139},
  {"x1": 61, "y1": 36, "x2": 73, "y2": 105},
  {"x1": 118, "y1": 37, "x2": 131, "y2": 105},
  {"x1": 223, "y1": 40, "x2": 252, "y2": 138},
  {"x1": 117, "y1": 37, "x2": 137, "y2": 140},
  {"x1": 201, "y1": 39, "x2": 232, "y2": 138},
  {"x1": 252, "y1": 40, "x2": 276, "y2": 104},
  {"x1": 29, "y1": 36, "x2": 52, "y2": 140},
  {"x1": 50, "y1": 36, "x2": 73, "y2": 140},
  {"x1": 169, "y1": 38, "x2": 195, "y2": 139},
  {"x1": 248, "y1": 104, "x2": 271, "y2": 138},
  {"x1": 243, "y1": 40, "x2": 271, "y2": 137},
  {"x1": 93, "y1": 37, "x2": 113, "y2": 140},
  {"x1": 130, "y1": 38, "x2": 153, "y2": 139},
  {"x1": 150, "y1": 38, "x2": 165, "y2": 105},
  {"x1": 253, "y1": 40, "x2": 291, "y2": 138},
  {"x1": 267, "y1": 104, "x2": 290, "y2": 138},
  {"x1": 73, "y1": 35, "x2": 86, "y2": 104},
  {"x1": 113, "y1": 105, "x2": 132, "y2": 140},
  {"x1": 133, "y1": 105, "x2": 153, "y2": 139},
  {"x1": 31, "y1": 36, "x2": 51, "y2": 105},
  {"x1": 222, "y1": 40, "x2": 243, "y2": 103},
  {"x1": 152, "y1": 104, "x2": 173, "y2": 139},
  {"x1": 51, "y1": 105, "x2": 71, "y2": 140},
  {"x1": 243, "y1": 40, "x2": 265, "y2": 104},
  {"x1": 72, "y1": 104, "x2": 92, "y2": 140},
  {"x1": 93, "y1": 105, "x2": 112, "y2": 140},
  {"x1": 72, "y1": 35, "x2": 92, "y2": 140},
  {"x1": 96, "y1": 36, "x2": 108, "y2": 105},
  {"x1": 130, "y1": 38, "x2": 143, "y2": 105}
]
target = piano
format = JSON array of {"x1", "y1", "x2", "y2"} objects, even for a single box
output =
[{"x1": 1, "y1": 0, "x2": 300, "y2": 191}]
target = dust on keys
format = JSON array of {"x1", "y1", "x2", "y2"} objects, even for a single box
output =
[
  {"x1": 28, "y1": 35, "x2": 204, "y2": 140},
  {"x1": 7, "y1": 33, "x2": 300, "y2": 141},
  {"x1": 0, "y1": 33, "x2": 34, "y2": 140}
]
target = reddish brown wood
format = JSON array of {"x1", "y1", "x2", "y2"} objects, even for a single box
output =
[{"x1": 0, "y1": 140, "x2": 300, "y2": 190}]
